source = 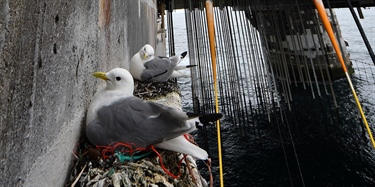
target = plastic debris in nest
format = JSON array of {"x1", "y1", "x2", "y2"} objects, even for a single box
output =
[{"x1": 66, "y1": 141, "x2": 208, "y2": 187}]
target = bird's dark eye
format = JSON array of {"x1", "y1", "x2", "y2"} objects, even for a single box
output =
[
  {"x1": 116, "y1": 77, "x2": 121, "y2": 81},
  {"x1": 144, "y1": 48, "x2": 146, "y2": 51}
]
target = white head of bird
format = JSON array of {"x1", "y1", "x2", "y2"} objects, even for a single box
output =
[
  {"x1": 139, "y1": 44, "x2": 155, "y2": 60},
  {"x1": 87, "y1": 68, "x2": 135, "y2": 125},
  {"x1": 93, "y1": 68, "x2": 134, "y2": 95}
]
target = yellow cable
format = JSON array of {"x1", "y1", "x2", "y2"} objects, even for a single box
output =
[
  {"x1": 313, "y1": 0, "x2": 375, "y2": 149},
  {"x1": 205, "y1": 1, "x2": 224, "y2": 186}
]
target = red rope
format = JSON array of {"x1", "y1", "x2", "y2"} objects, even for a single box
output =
[
  {"x1": 151, "y1": 145, "x2": 187, "y2": 179},
  {"x1": 72, "y1": 139, "x2": 84, "y2": 159},
  {"x1": 183, "y1": 134, "x2": 214, "y2": 186},
  {"x1": 205, "y1": 158, "x2": 213, "y2": 187},
  {"x1": 183, "y1": 134, "x2": 197, "y2": 145},
  {"x1": 185, "y1": 156, "x2": 198, "y2": 185},
  {"x1": 96, "y1": 142, "x2": 148, "y2": 159},
  {"x1": 94, "y1": 136, "x2": 211, "y2": 183}
]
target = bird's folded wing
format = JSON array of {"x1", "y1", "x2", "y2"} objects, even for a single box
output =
[
  {"x1": 89, "y1": 97, "x2": 194, "y2": 147},
  {"x1": 141, "y1": 58, "x2": 173, "y2": 80},
  {"x1": 155, "y1": 136, "x2": 208, "y2": 160}
]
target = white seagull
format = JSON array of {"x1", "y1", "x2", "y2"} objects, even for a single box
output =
[
  {"x1": 129, "y1": 44, "x2": 196, "y2": 82},
  {"x1": 86, "y1": 68, "x2": 221, "y2": 160}
]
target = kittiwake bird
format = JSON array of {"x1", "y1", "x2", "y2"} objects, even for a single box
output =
[
  {"x1": 86, "y1": 68, "x2": 222, "y2": 160},
  {"x1": 129, "y1": 44, "x2": 196, "y2": 82}
]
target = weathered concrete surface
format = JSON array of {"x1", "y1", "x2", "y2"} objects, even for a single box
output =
[{"x1": 0, "y1": 0, "x2": 157, "y2": 186}]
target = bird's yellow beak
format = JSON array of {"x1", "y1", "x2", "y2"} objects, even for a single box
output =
[
  {"x1": 142, "y1": 53, "x2": 147, "y2": 60},
  {"x1": 93, "y1": 72, "x2": 110, "y2": 81}
]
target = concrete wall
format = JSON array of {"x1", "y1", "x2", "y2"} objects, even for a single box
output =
[{"x1": 0, "y1": 0, "x2": 157, "y2": 186}]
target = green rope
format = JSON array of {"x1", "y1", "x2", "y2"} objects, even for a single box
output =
[{"x1": 115, "y1": 151, "x2": 153, "y2": 162}]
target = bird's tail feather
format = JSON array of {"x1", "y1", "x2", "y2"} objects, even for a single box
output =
[
  {"x1": 187, "y1": 112, "x2": 222, "y2": 124},
  {"x1": 199, "y1": 113, "x2": 223, "y2": 124},
  {"x1": 169, "y1": 70, "x2": 190, "y2": 78},
  {"x1": 154, "y1": 136, "x2": 208, "y2": 160},
  {"x1": 174, "y1": 64, "x2": 197, "y2": 70},
  {"x1": 180, "y1": 51, "x2": 188, "y2": 59},
  {"x1": 175, "y1": 51, "x2": 188, "y2": 65}
]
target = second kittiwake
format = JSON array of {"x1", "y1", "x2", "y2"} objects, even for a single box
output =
[{"x1": 130, "y1": 44, "x2": 196, "y2": 82}]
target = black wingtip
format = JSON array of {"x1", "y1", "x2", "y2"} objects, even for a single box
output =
[
  {"x1": 186, "y1": 112, "x2": 200, "y2": 118},
  {"x1": 181, "y1": 51, "x2": 188, "y2": 58},
  {"x1": 186, "y1": 112, "x2": 223, "y2": 124},
  {"x1": 186, "y1": 65, "x2": 197, "y2": 68},
  {"x1": 199, "y1": 113, "x2": 223, "y2": 124}
]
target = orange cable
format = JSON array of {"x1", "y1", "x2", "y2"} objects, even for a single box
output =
[
  {"x1": 313, "y1": 0, "x2": 375, "y2": 149},
  {"x1": 205, "y1": 1, "x2": 224, "y2": 186}
]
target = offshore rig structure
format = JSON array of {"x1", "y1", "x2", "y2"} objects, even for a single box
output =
[
  {"x1": 158, "y1": 0, "x2": 375, "y2": 122},
  {"x1": 158, "y1": 0, "x2": 375, "y2": 185}
]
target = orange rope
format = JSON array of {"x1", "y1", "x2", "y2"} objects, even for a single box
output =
[{"x1": 205, "y1": 1, "x2": 224, "y2": 186}]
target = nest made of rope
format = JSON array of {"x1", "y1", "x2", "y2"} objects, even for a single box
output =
[{"x1": 67, "y1": 139, "x2": 205, "y2": 187}]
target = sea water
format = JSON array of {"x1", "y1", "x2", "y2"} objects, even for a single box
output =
[{"x1": 169, "y1": 8, "x2": 375, "y2": 186}]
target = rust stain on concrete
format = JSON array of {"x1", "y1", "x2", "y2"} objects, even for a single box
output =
[{"x1": 99, "y1": 0, "x2": 111, "y2": 27}]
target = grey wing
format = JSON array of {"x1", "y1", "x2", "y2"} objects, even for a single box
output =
[
  {"x1": 160, "y1": 51, "x2": 187, "y2": 65},
  {"x1": 86, "y1": 119, "x2": 111, "y2": 146},
  {"x1": 142, "y1": 57, "x2": 177, "y2": 82},
  {"x1": 168, "y1": 55, "x2": 181, "y2": 65},
  {"x1": 87, "y1": 97, "x2": 193, "y2": 148},
  {"x1": 124, "y1": 97, "x2": 194, "y2": 141}
]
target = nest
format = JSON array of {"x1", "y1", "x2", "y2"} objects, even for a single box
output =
[
  {"x1": 133, "y1": 79, "x2": 181, "y2": 100},
  {"x1": 66, "y1": 143, "x2": 202, "y2": 187},
  {"x1": 66, "y1": 79, "x2": 206, "y2": 187}
]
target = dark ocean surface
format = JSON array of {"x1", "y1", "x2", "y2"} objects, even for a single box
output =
[{"x1": 170, "y1": 8, "x2": 375, "y2": 186}]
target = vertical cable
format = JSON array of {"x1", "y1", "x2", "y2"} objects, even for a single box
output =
[
  {"x1": 346, "y1": 0, "x2": 375, "y2": 65},
  {"x1": 205, "y1": 1, "x2": 224, "y2": 186},
  {"x1": 167, "y1": 1, "x2": 175, "y2": 56}
]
